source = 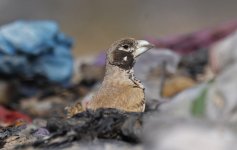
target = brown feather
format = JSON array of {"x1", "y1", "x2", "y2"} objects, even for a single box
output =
[{"x1": 87, "y1": 72, "x2": 145, "y2": 112}]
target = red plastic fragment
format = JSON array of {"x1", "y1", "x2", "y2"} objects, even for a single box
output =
[{"x1": 0, "y1": 106, "x2": 31, "y2": 124}]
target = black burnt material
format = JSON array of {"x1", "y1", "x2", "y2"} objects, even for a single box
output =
[
  {"x1": 0, "y1": 123, "x2": 27, "y2": 149},
  {"x1": 24, "y1": 108, "x2": 143, "y2": 149},
  {"x1": 179, "y1": 48, "x2": 209, "y2": 79}
]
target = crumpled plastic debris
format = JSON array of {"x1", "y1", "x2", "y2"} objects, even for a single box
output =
[
  {"x1": 179, "y1": 48, "x2": 209, "y2": 80},
  {"x1": 66, "y1": 141, "x2": 142, "y2": 150},
  {"x1": 0, "y1": 20, "x2": 73, "y2": 83},
  {"x1": 157, "y1": 27, "x2": 237, "y2": 122},
  {"x1": 158, "y1": 83, "x2": 208, "y2": 118},
  {"x1": 210, "y1": 30, "x2": 237, "y2": 73},
  {"x1": 206, "y1": 30, "x2": 237, "y2": 121},
  {"x1": 143, "y1": 115, "x2": 237, "y2": 150},
  {"x1": 20, "y1": 96, "x2": 67, "y2": 118},
  {"x1": 134, "y1": 48, "x2": 181, "y2": 100},
  {"x1": 135, "y1": 48, "x2": 181, "y2": 80},
  {"x1": 0, "y1": 120, "x2": 39, "y2": 149},
  {"x1": 0, "y1": 120, "x2": 27, "y2": 140},
  {"x1": 32, "y1": 127, "x2": 50, "y2": 138},
  {"x1": 161, "y1": 76, "x2": 196, "y2": 97}
]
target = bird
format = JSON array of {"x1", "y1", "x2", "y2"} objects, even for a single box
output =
[{"x1": 67, "y1": 38, "x2": 154, "y2": 117}]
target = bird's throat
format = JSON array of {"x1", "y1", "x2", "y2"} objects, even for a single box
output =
[{"x1": 104, "y1": 65, "x2": 144, "y2": 89}]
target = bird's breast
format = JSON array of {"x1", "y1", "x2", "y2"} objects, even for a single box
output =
[{"x1": 87, "y1": 82, "x2": 145, "y2": 112}]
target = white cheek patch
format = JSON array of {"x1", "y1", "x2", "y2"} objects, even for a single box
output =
[
  {"x1": 118, "y1": 47, "x2": 124, "y2": 51},
  {"x1": 123, "y1": 56, "x2": 128, "y2": 61}
]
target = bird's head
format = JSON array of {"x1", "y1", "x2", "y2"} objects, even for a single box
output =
[{"x1": 107, "y1": 38, "x2": 154, "y2": 70}]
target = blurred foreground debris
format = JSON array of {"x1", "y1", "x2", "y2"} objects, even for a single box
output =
[
  {"x1": 143, "y1": 114, "x2": 237, "y2": 150},
  {"x1": 1, "y1": 109, "x2": 142, "y2": 149},
  {"x1": 207, "y1": 29, "x2": 237, "y2": 122}
]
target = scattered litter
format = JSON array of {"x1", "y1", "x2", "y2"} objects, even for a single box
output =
[{"x1": 1, "y1": 20, "x2": 237, "y2": 149}]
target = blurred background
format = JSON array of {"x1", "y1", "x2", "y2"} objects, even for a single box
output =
[
  {"x1": 1, "y1": 0, "x2": 236, "y2": 56},
  {"x1": 2, "y1": 1, "x2": 237, "y2": 149}
]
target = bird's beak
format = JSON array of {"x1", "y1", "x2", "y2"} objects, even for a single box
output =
[{"x1": 134, "y1": 40, "x2": 155, "y2": 57}]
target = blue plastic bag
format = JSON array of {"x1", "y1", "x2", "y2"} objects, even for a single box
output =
[{"x1": 0, "y1": 20, "x2": 73, "y2": 83}]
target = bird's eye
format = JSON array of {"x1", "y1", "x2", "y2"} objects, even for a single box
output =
[{"x1": 122, "y1": 45, "x2": 129, "y2": 49}]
